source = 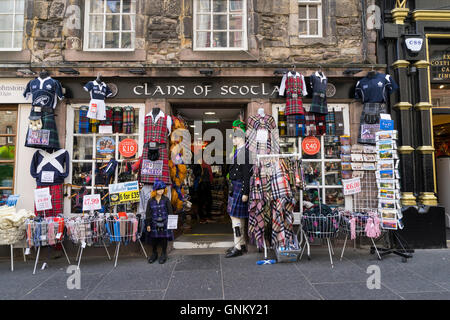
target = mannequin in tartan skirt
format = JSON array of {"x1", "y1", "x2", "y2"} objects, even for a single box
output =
[
  {"x1": 145, "y1": 180, "x2": 173, "y2": 264},
  {"x1": 226, "y1": 120, "x2": 253, "y2": 258},
  {"x1": 279, "y1": 71, "x2": 308, "y2": 116}
]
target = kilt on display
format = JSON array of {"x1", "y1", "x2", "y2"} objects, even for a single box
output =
[
  {"x1": 227, "y1": 180, "x2": 249, "y2": 219},
  {"x1": 139, "y1": 145, "x2": 170, "y2": 184},
  {"x1": 34, "y1": 184, "x2": 64, "y2": 217},
  {"x1": 25, "y1": 107, "x2": 60, "y2": 150},
  {"x1": 279, "y1": 71, "x2": 308, "y2": 116},
  {"x1": 358, "y1": 103, "x2": 387, "y2": 145}
]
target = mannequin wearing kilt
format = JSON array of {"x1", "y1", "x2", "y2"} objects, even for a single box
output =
[
  {"x1": 279, "y1": 71, "x2": 308, "y2": 116},
  {"x1": 226, "y1": 121, "x2": 253, "y2": 258},
  {"x1": 145, "y1": 180, "x2": 173, "y2": 264},
  {"x1": 23, "y1": 73, "x2": 64, "y2": 151}
]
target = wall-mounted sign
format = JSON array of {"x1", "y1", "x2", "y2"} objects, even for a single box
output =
[
  {"x1": 0, "y1": 78, "x2": 32, "y2": 104},
  {"x1": 119, "y1": 138, "x2": 138, "y2": 158},
  {"x1": 302, "y1": 136, "x2": 321, "y2": 155},
  {"x1": 405, "y1": 38, "x2": 424, "y2": 53}
]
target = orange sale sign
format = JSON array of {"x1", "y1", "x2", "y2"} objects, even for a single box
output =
[
  {"x1": 119, "y1": 139, "x2": 138, "y2": 158},
  {"x1": 302, "y1": 136, "x2": 321, "y2": 155}
]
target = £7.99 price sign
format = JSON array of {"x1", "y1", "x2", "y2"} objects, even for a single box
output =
[{"x1": 83, "y1": 194, "x2": 102, "y2": 212}]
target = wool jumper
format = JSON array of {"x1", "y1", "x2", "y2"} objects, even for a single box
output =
[{"x1": 30, "y1": 149, "x2": 70, "y2": 186}]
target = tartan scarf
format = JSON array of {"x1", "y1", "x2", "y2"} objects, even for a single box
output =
[
  {"x1": 123, "y1": 106, "x2": 135, "y2": 134},
  {"x1": 305, "y1": 112, "x2": 316, "y2": 136},
  {"x1": 79, "y1": 106, "x2": 90, "y2": 133},
  {"x1": 113, "y1": 107, "x2": 123, "y2": 133}
]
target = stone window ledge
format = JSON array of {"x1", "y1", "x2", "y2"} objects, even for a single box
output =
[
  {"x1": 290, "y1": 36, "x2": 337, "y2": 46},
  {"x1": 0, "y1": 50, "x2": 31, "y2": 63},
  {"x1": 180, "y1": 49, "x2": 259, "y2": 61},
  {"x1": 63, "y1": 49, "x2": 146, "y2": 62}
]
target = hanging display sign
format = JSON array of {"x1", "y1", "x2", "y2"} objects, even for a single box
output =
[
  {"x1": 167, "y1": 215, "x2": 179, "y2": 230},
  {"x1": 302, "y1": 136, "x2": 321, "y2": 155},
  {"x1": 109, "y1": 181, "x2": 140, "y2": 206},
  {"x1": 96, "y1": 137, "x2": 115, "y2": 156},
  {"x1": 34, "y1": 188, "x2": 52, "y2": 211},
  {"x1": 82, "y1": 194, "x2": 102, "y2": 211},
  {"x1": 119, "y1": 139, "x2": 138, "y2": 158},
  {"x1": 141, "y1": 160, "x2": 163, "y2": 176},
  {"x1": 342, "y1": 178, "x2": 362, "y2": 195}
]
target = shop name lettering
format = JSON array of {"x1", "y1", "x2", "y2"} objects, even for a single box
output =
[
  {"x1": 432, "y1": 53, "x2": 450, "y2": 79},
  {"x1": 133, "y1": 83, "x2": 279, "y2": 97}
]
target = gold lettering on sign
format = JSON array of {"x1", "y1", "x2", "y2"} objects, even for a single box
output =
[
  {"x1": 431, "y1": 52, "x2": 450, "y2": 81},
  {"x1": 396, "y1": 0, "x2": 407, "y2": 9}
]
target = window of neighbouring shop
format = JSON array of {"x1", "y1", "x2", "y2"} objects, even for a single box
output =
[
  {"x1": 64, "y1": 103, "x2": 145, "y2": 215},
  {"x1": 0, "y1": 106, "x2": 17, "y2": 204},
  {"x1": 298, "y1": 0, "x2": 323, "y2": 38},
  {"x1": 0, "y1": 0, "x2": 24, "y2": 51},
  {"x1": 193, "y1": 0, "x2": 248, "y2": 51},
  {"x1": 272, "y1": 103, "x2": 350, "y2": 212}
]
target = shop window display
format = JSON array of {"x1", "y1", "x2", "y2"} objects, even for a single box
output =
[{"x1": 65, "y1": 104, "x2": 145, "y2": 215}]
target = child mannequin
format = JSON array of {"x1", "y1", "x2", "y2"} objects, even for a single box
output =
[{"x1": 145, "y1": 180, "x2": 174, "y2": 264}]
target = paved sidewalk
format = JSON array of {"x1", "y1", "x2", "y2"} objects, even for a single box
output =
[{"x1": 0, "y1": 248, "x2": 449, "y2": 300}]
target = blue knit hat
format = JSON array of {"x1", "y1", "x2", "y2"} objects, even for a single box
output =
[{"x1": 153, "y1": 179, "x2": 166, "y2": 191}]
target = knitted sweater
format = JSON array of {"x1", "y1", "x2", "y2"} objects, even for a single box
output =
[{"x1": 30, "y1": 149, "x2": 70, "y2": 186}]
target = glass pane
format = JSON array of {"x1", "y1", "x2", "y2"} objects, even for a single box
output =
[
  {"x1": 118, "y1": 136, "x2": 139, "y2": 161},
  {"x1": 299, "y1": 5, "x2": 307, "y2": 19},
  {"x1": 106, "y1": 0, "x2": 120, "y2": 13},
  {"x1": 309, "y1": 5, "x2": 318, "y2": 19},
  {"x1": 325, "y1": 188, "x2": 344, "y2": 207},
  {"x1": 121, "y1": 32, "x2": 133, "y2": 48},
  {"x1": 196, "y1": 31, "x2": 211, "y2": 48},
  {"x1": 0, "y1": 15, "x2": 13, "y2": 30},
  {"x1": 0, "y1": 138, "x2": 15, "y2": 160},
  {"x1": 0, "y1": 0, "x2": 14, "y2": 13},
  {"x1": 90, "y1": 15, "x2": 104, "y2": 31},
  {"x1": 89, "y1": 32, "x2": 103, "y2": 49},
  {"x1": 72, "y1": 163, "x2": 93, "y2": 186},
  {"x1": 229, "y1": 14, "x2": 242, "y2": 30},
  {"x1": 105, "y1": 32, "x2": 120, "y2": 48},
  {"x1": 212, "y1": 32, "x2": 227, "y2": 47},
  {"x1": 105, "y1": 15, "x2": 120, "y2": 31},
  {"x1": 90, "y1": 0, "x2": 104, "y2": 13},
  {"x1": 73, "y1": 136, "x2": 94, "y2": 160},
  {"x1": 279, "y1": 137, "x2": 297, "y2": 154},
  {"x1": 0, "y1": 164, "x2": 14, "y2": 188},
  {"x1": 324, "y1": 136, "x2": 340, "y2": 159},
  {"x1": 303, "y1": 188, "x2": 321, "y2": 206},
  {"x1": 95, "y1": 161, "x2": 116, "y2": 185},
  {"x1": 122, "y1": 15, "x2": 135, "y2": 30},
  {"x1": 303, "y1": 162, "x2": 322, "y2": 185},
  {"x1": 299, "y1": 21, "x2": 307, "y2": 35},
  {"x1": 230, "y1": 0, "x2": 243, "y2": 12},
  {"x1": 213, "y1": 14, "x2": 227, "y2": 30},
  {"x1": 13, "y1": 31, "x2": 21, "y2": 48},
  {"x1": 197, "y1": 0, "x2": 211, "y2": 12},
  {"x1": 14, "y1": 14, "x2": 23, "y2": 30},
  {"x1": 96, "y1": 136, "x2": 116, "y2": 159},
  {"x1": 310, "y1": 20, "x2": 318, "y2": 35},
  {"x1": 16, "y1": 0, "x2": 24, "y2": 12},
  {"x1": 213, "y1": 0, "x2": 226, "y2": 12},
  {"x1": 0, "y1": 189, "x2": 12, "y2": 206},
  {"x1": 0, "y1": 110, "x2": 17, "y2": 134},
  {"x1": 229, "y1": 31, "x2": 242, "y2": 48},
  {"x1": 122, "y1": 0, "x2": 136, "y2": 13},
  {"x1": 196, "y1": 14, "x2": 211, "y2": 30},
  {"x1": 325, "y1": 162, "x2": 341, "y2": 186}
]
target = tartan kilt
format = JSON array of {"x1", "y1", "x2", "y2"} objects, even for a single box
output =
[
  {"x1": 227, "y1": 180, "x2": 249, "y2": 218},
  {"x1": 78, "y1": 106, "x2": 90, "y2": 133},
  {"x1": 310, "y1": 92, "x2": 328, "y2": 114},
  {"x1": 285, "y1": 97, "x2": 305, "y2": 116},
  {"x1": 34, "y1": 184, "x2": 64, "y2": 217},
  {"x1": 139, "y1": 146, "x2": 170, "y2": 184},
  {"x1": 25, "y1": 110, "x2": 60, "y2": 150}
]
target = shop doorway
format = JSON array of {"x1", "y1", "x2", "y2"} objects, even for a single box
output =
[{"x1": 170, "y1": 103, "x2": 246, "y2": 250}]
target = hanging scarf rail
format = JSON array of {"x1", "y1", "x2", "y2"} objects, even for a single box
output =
[
  {"x1": 103, "y1": 213, "x2": 147, "y2": 267},
  {"x1": 25, "y1": 217, "x2": 71, "y2": 274},
  {"x1": 65, "y1": 216, "x2": 111, "y2": 269},
  {"x1": 338, "y1": 209, "x2": 384, "y2": 261}
]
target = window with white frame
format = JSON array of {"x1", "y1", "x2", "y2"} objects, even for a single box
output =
[
  {"x1": 65, "y1": 104, "x2": 145, "y2": 215},
  {"x1": 0, "y1": 0, "x2": 24, "y2": 50},
  {"x1": 298, "y1": 0, "x2": 323, "y2": 38},
  {"x1": 84, "y1": 0, "x2": 136, "y2": 51},
  {"x1": 194, "y1": 0, "x2": 247, "y2": 51}
]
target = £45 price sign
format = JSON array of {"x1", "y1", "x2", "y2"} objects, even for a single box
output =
[{"x1": 83, "y1": 194, "x2": 102, "y2": 212}]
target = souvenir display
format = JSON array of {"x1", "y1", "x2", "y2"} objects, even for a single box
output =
[{"x1": 84, "y1": 76, "x2": 113, "y2": 121}]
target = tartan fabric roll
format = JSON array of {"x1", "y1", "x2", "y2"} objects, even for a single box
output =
[
  {"x1": 278, "y1": 108, "x2": 286, "y2": 136},
  {"x1": 315, "y1": 114, "x2": 326, "y2": 136},
  {"x1": 123, "y1": 106, "x2": 135, "y2": 134},
  {"x1": 286, "y1": 115, "x2": 296, "y2": 137},
  {"x1": 112, "y1": 107, "x2": 123, "y2": 133},
  {"x1": 78, "y1": 106, "x2": 90, "y2": 133},
  {"x1": 305, "y1": 112, "x2": 316, "y2": 136},
  {"x1": 325, "y1": 109, "x2": 336, "y2": 136},
  {"x1": 296, "y1": 115, "x2": 306, "y2": 137}
]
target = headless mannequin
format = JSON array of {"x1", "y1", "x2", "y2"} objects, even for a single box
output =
[
  {"x1": 152, "y1": 107, "x2": 160, "y2": 120},
  {"x1": 368, "y1": 70, "x2": 377, "y2": 78},
  {"x1": 39, "y1": 70, "x2": 49, "y2": 79}
]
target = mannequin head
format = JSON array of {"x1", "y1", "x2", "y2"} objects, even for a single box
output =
[
  {"x1": 232, "y1": 119, "x2": 246, "y2": 148},
  {"x1": 152, "y1": 107, "x2": 160, "y2": 117},
  {"x1": 39, "y1": 69, "x2": 49, "y2": 79},
  {"x1": 96, "y1": 74, "x2": 102, "y2": 82}
]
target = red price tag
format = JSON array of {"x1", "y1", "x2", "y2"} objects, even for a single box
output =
[{"x1": 302, "y1": 137, "x2": 321, "y2": 155}]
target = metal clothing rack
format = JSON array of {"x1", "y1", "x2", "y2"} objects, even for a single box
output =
[{"x1": 255, "y1": 153, "x2": 308, "y2": 262}]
